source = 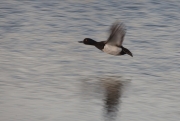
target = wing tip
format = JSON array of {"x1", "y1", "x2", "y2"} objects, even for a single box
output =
[{"x1": 110, "y1": 20, "x2": 126, "y2": 34}]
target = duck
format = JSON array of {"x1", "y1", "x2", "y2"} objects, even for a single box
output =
[{"x1": 78, "y1": 21, "x2": 133, "y2": 57}]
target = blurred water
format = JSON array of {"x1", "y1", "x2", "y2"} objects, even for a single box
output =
[{"x1": 0, "y1": 0, "x2": 180, "y2": 121}]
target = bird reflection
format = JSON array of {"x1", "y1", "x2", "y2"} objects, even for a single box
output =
[
  {"x1": 100, "y1": 77, "x2": 123, "y2": 121},
  {"x1": 80, "y1": 76, "x2": 128, "y2": 121}
]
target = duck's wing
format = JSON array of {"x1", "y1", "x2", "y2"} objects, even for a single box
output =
[{"x1": 106, "y1": 21, "x2": 126, "y2": 47}]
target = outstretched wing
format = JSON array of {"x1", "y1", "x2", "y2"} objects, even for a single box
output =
[{"x1": 106, "y1": 21, "x2": 126, "y2": 47}]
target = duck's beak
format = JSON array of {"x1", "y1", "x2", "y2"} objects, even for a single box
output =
[{"x1": 78, "y1": 41, "x2": 83, "y2": 43}]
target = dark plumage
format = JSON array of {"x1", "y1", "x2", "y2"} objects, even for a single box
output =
[{"x1": 78, "y1": 21, "x2": 133, "y2": 57}]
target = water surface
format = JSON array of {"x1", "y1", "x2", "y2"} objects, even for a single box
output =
[{"x1": 0, "y1": 0, "x2": 180, "y2": 121}]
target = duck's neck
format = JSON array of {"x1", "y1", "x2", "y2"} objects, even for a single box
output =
[
  {"x1": 94, "y1": 41, "x2": 106, "y2": 50},
  {"x1": 90, "y1": 40, "x2": 97, "y2": 45}
]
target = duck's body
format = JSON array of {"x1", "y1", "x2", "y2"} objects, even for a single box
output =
[
  {"x1": 103, "y1": 44, "x2": 122, "y2": 55},
  {"x1": 79, "y1": 21, "x2": 133, "y2": 57}
]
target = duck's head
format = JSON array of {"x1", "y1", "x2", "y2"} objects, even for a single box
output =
[{"x1": 79, "y1": 38, "x2": 97, "y2": 45}]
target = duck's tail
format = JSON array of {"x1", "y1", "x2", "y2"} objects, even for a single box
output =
[{"x1": 121, "y1": 46, "x2": 133, "y2": 57}]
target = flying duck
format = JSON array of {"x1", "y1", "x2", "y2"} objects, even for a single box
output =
[{"x1": 78, "y1": 21, "x2": 133, "y2": 57}]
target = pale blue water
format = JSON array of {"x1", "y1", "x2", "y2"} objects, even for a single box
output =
[{"x1": 0, "y1": 0, "x2": 180, "y2": 121}]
